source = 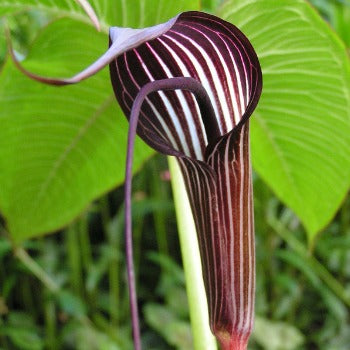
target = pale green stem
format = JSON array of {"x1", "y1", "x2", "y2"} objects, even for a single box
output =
[
  {"x1": 14, "y1": 247, "x2": 59, "y2": 293},
  {"x1": 168, "y1": 156, "x2": 217, "y2": 350}
]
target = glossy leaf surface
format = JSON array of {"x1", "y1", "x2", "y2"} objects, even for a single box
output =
[
  {"x1": 0, "y1": 0, "x2": 200, "y2": 241},
  {"x1": 219, "y1": 0, "x2": 350, "y2": 241}
]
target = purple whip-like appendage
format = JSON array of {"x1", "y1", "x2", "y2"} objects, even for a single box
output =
[{"x1": 125, "y1": 77, "x2": 217, "y2": 350}]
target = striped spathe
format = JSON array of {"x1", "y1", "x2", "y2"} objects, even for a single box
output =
[{"x1": 109, "y1": 11, "x2": 262, "y2": 350}]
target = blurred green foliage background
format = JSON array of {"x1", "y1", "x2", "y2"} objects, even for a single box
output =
[{"x1": 0, "y1": 0, "x2": 350, "y2": 349}]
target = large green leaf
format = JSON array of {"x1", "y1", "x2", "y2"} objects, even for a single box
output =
[
  {"x1": 0, "y1": 19, "x2": 151, "y2": 239},
  {"x1": 218, "y1": 0, "x2": 350, "y2": 240},
  {"x1": 0, "y1": 0, "x2": 200, "y2": 241}
]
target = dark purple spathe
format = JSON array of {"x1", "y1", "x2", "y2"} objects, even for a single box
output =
[{"x1": 109, "y1": 11, "x2": 262, "y2": 350}]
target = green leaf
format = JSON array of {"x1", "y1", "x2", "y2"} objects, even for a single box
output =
[
  {"x1": 252, "y1": 316, "x2": 304, "y2": 350},
  {"x1": 0, "y1": 0, "x2": 200, "y2": 241},
  {"x1": 57, "y1": 290, "x2": 87, "y2": 318},
  {"x1": 144, "y1": 303, "x2": 193, "y2": 350},
  {"x1": 62, "y1": 321, "x2": 123, "y2": 350},
  {"x1": 0, "y1": 236, "x2": 11, "y2": 259},
  {"x1": 201, "y1": 0, "x2": 221, "y2": 12},
  {"x1": 1, "y1": 328, "x2": 44, "y2": 350},
  {"x1": 1, "y1": 312, "x2": 44, "y2": 350},
  {"x1": 0, "y1": 19, "x2": 152, "y2": 240},
  {"x1": 0, "y1": 0, "x2": 200, "y2": 30},
  {"x1": 0, "y1": 19, "x2": 6, "y2": 63},
  {"x1": 218, "y1": 0, "x2": 350, "y2": 240},
  {"x1": 0, "y1": 19, "x2": 152, "y2": 241}
]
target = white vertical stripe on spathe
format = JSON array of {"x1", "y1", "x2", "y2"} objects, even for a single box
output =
[
  {"x1": 121, "y1": 57, "x2": 180, "y2": 152},
  {"x1": 238, "y1": 129, "x2": 245, "y2": 332},
  {"x1": 157, "y1": 38, "x2": 208, "y2": 152},
  {"x1": 179, "y1": 157, "x2": 219, "y2": 323},
  {"x1": 215, "y1": 141, "x2": 228, "y2": 326},
  {"x1": 246, "y1": 139, "x2": 254, "y2": 333},
  {"x1": 115, "y1": 59, "x2": 169, "y2": 145},
  {"x1": 221, "y1": 38, "x2": 247, "y2": 118},
  {"x1": 133, "y1": 49, "x2": 191, "y2": 156},
  {"x1": 197, "y1": 161, "x2": 215, "y2": 319},
  {"x1": 246, "y1": 161, "x2": 252, "y2": 332},
  {"x1": 213, "y1": 153, "x2": 222, "y2": 327},
  {"x1": 192, "y1": 158, "x2": 218, "y2": 320},
  {"x1": 170, "y1": 30, "x2": 232, "y2": 133},
  {"x1": 147, "y1": 41, "x2": 204, "y2": 160},
  {"x1": 224, "y1": 134, "x2": 237, "y2": 324},
  {"x1": 208, "y1": 135, "x2": 227, "y2": 324},
  {"x1": 183, "y1": 24, "x2": 241, "y2": 127},
  {"x1": 163, "y1": 33, "x2": 223, "y2": 133}
]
